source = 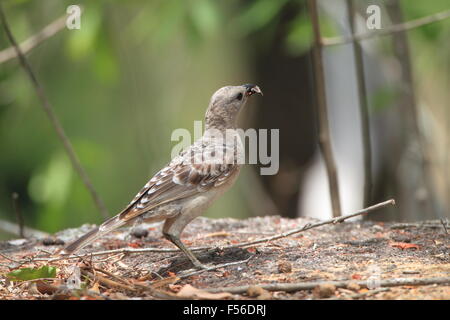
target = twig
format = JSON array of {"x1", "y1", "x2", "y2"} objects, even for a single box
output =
[
  {"x1": 0, "y1": 14, "x2": 66, "y2": 64},
  {"x1": 0, "y1": 252, "x2": 22, "y2": 263},
  {"x1": 11, "y1": 193, "x2": 24, "y2": 238},
  {"x1": 347, "y1": 0, "x2": 372, "y2": 207},
  {"x1": 81, "y1": 269, "x2": 135, "y2": 291},
  {"x1": 322, "y1": 9, "x2": 450, "y2": 46},
  {"x1": 224, "y1": 199, "x2": 395, "y2": 249},
  {"x1": 81, "y1": 265, "x2": 179, "y2": 299},
  {"x1": 390, "y1": 220, "x2": 449, "y2": 230},
  {"x1": 35, "y1": 199, "x2": 395, "y2": 262},
  {"x1": 177, "y1": 255, "x2": 254, "y2": 280},
  {"x1": 205, "y1": 276, "x2": 450, "y2": 294},
  {"x1": 0, "y1": 4, "x2": 109, "y2": 219},
  {"x1": 329, "y1": 287, "x2": 390, "y2": 300},
  {"x1": 308, "y1": 0, "x2": 342, "y2": 217},
  {"x1": 440, "y1": 219, "x2": 449, "y2": 235},
  {"x1": 40, "y1": 247, "x2": 207, "y2": 262},
  {"x1": 87, "y1": 267, "x2": 133, "y2": 286}
]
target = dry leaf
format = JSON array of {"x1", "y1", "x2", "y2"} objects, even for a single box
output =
[
  {"x1": 176, "y1": 284, "x2": 232, "y2": 300},
  {"x1": 36, "y1": 280, "x2": 59, "y2": 295},
  {"x1": 389, "y1": 242, "x2": 420, "y2": 250},
  {"x1": 127, "y1": 242, "x2": 144, "y2": 248},
  {"x1": 351, "y1": 273, "x2": 362, "y2": 280},
  {"x1": 90, "y1": 281, "x2": 100, "y2": 294},
  {"x1": 202, "y1": 231, "x2": 231, "y2": 238},
  {"x1": 247, "y1": 247, "x2": 257, "y2": 254},
  {"x1": 151, "y1": 276, "x2": 180, "y2": 289},
  {"x1": 168, "y1": 284, "x2": 183, "y2": 293}
]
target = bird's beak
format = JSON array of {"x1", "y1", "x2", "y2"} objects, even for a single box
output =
[
  {"x1": 250, "y1": 85, "x2": 263, "y2": 96},
  {"x1": 243, "y1": 84, "x2": 263, "y2": 96}
]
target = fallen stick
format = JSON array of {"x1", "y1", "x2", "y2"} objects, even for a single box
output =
[
  {"x1": 225, "y1": 199, "x2": 395, "y2": 249},
  {"x1": 205, "y1": 276, "x2": 450, "y2": 294},
  {"x1": 177, "y1": 256, "x2": 254, "y2": 280}
]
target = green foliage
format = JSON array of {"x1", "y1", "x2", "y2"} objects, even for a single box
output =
[
  {"x1": 6, "y1": 266, "x2": 57, "y2": 281},
  {"x1": 370, "y1": 86, "x2": 399, "y2": 113},
  {"x1": 1, "y1": 0, "x2": 449, "y2": 238},
  {"x1": 285, "y1": 11, "x2": 312, "y2": 56},
  {"x1": 234, "y1": 0, "x2": 288, "y2": 35}
]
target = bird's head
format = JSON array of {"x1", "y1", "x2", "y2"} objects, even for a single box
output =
[{"x1": 205, "y1": 84, "x2": 263, "y2": 130}]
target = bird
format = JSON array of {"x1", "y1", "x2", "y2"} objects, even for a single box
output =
[{"x1": 60, "y1": 84, "x2": 263, "y2": 269}]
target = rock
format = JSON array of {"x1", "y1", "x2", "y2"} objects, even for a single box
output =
[
  {"x1": 247, "y1": 285, "x2": 271, "y2": 299},
  {"x1": 346, "y1": 281, "x2": 361, "y2": 292},
  {"x1": 131, "y1": 228, "x2": 149, "y2": 239},
  {"x1": 42, "y1": 237, "x2": 65, "y2": 246},
  {"x1": 277, "y1": 261, "x2": 292, "y2": 273},
  {"x1": 313, "y1": 283, "x2": 336, "y2": 298}
]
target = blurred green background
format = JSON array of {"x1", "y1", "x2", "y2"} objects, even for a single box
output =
[{"x1": 1, "y1": 0, "x2": 450, "y2": 239}]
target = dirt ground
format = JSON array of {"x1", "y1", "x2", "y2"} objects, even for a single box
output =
[{"x1": 0, "y1": 215, "x2": 449, "y2": 300}]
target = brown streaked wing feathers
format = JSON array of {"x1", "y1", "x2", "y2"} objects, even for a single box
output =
[{"x1": 116, "y1": 159, "x2": 238, "y2": 222}]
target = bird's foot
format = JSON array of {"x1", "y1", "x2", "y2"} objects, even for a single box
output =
[{"x1": 192, "y1": 261, "x2": 210, "y2": 270}]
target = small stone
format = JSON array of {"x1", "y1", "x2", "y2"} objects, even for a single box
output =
[
  {"x1": 278, "y1": 261, "x2": 292, "y2": 273},
  {"x1": 131, "y1": 228, "x2": 149, "y2": 239},
  {"x1": 247, "y1": 285, "x2": 266, "y2": 297},
  {"x1": 313, "y1": 283, "x2": 336, "y2": 298},
  {"x1": 372, "y1": 225, "x2": 384, "y2": 232},
  {"x1": 257, "y1": 291, "x2": 272, "y2": 300},
  {"x1": 346, "y1": 281, "x2": 361, "y2": 291},
  {"x1": 42, "y1": 237, "x2": 65, "y2": 246}
]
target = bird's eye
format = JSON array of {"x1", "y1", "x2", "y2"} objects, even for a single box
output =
[{"x1": 236, "y1": 93, "x2": 243, "y2": 101}]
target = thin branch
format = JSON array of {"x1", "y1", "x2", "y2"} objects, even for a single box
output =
[
  {"x1": 347, "y1": 0, "x2": 372, "y2": 208},
  {"x1": 323, "y1": 8, "x2": 450, "y2": 46},
  {"x1": 177, "y1": 256, "x2": 254, "y2": 280},
  {"x1": 0, "y1": 14, "x2": 66, "y2": 64},
  {"x1": 387, "y1": 1, "x2": 440, "y2": 220},
  {"x1": 35, "y1": 199, "x2": 395, "y2": 262},
  {"x1": 224, "y1": 199, "x2": 395, "y2": 249},
  {"x1": 308, "y1": 0, "x2": 342, "y2": 217},
  {"x1": 11, "y1": 193, "x2": 24, "y2": 238},
  {"x1": 0, "y1": 252, "x2": 22, "y2": 263},
  {"x1": 81, "y1": 266, "x2": 179, "y2": 299},
  {"x1": 81, "y1": 269, "x2": 136, "y2": 292},
  {"x1": 328, "y1": 287, "x2": 390, "y2": 300},
  {"x1": 0, "y1": 4, "x2": 109, "y2": 219},
  {"x1": 205, "y1": 276, "x2": 450, "y2": 294},
  {"x1": 440, "y1": 218, "x2": 449, "y2": 234}
]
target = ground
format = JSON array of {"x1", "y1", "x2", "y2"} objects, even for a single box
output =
[{"x1": 0, "y1": 215, "x2": 449, "y2": 300}]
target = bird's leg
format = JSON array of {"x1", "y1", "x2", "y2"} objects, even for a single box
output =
[
  {"x1": 163, "y1": 232, "x2": 207, "y2": 269},
  {"x1": 163, "y1": 216, "x2": 207, "y2": 269},
  {"x1": 126, "y1": 216, "x2": 144, "y2": 240}
]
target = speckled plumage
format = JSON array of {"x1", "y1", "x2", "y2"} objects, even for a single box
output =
[{"x1": 61, "y1": 84, "x2": 262, "y2": 268}]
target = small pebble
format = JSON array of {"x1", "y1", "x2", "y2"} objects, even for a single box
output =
[
  {"x1": 247, "y1": 286, "x2": 271, "y2": 300},
  {"x1": 131, "y1": 228, "x2": 149, "y2": 239},
  {"x1": 42, "y1": 237, "x2": 65, "y2": 246},
  {"x1": 278, "y1": 261, "x2": 292, "y2": 273},
  {"x1": 346, "y1": 281, "x2": 361, "y2": 291},
  {"x1": 313, "y1": 283, "x2": 336, "y2": 298},
  {"x1": 247, "y1": 285, "x2": 265, "y2": 297},
  {"x1": 402, "y1": 270, "x2": 420, "y2": 275}
]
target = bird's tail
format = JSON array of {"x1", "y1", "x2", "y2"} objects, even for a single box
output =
[{"x1": 60, "y1": 215, "x2": 126, "y2": 255}]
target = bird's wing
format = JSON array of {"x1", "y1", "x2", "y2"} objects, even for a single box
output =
[{"x1": 114, "y1": 141, "x2": 240, "y2": 223}]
